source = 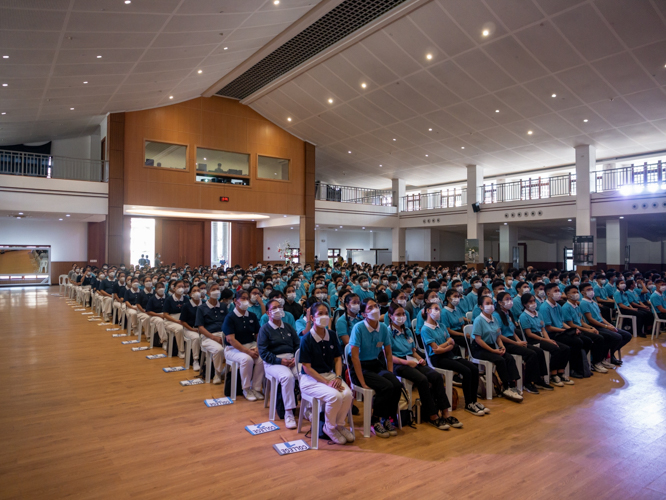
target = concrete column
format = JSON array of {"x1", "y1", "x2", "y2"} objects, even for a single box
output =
[
  {"x1": 606, "y1": 219, "x2": 627, "y2": 268},
  {"x1": 392, "y1": 227, "x2": 406, "y2": 264},
  {"x1": 575, "y1": 145, "x2": 595, "y2": 236},
  {"x1": 392, "y1": 178, "x2": 405, "y2": 210},
  {"x1": 499, "y1": 224, "x2": 518, "y2": 266},
  {"x1": 466, "y1": 164, "x2": 484, "y2": 265}
]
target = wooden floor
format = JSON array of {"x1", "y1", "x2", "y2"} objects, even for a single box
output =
[{"x1": 2, "y1": 287, "x2": 666, "y2": 500}]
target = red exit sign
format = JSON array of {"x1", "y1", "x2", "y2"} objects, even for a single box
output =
[{"x1": 220, "y1": 197, "x2": 229, "y2": 202}]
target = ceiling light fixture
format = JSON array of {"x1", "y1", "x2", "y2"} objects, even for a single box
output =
[
  {"x1": 527, "y1": 130, "x2": 533, "y2": 135},
  {"x1": 551, "y1": 93, "x2": 557, "y2": 98},
  {"x1": 59, "y1": 218, "x2": 63, "y2": 221},
  {"x1": 583, "y1": 119, "x2": 588, "y2": 122},
  {"x1": 287, "y1": 117, "x2": 291, "y2": 122},
  {"x1": 66, "y1": 214, "x2": 70, "y2": 217},
  {"x1": 504, "y1": 222, "x2": 508, "y2": 225},
  {"x1": 70, "y1": 107, "x2": 74, "y2": 110},
  {"x1": 425, "y1": 154, "x2": 428, "y2": 157},
  {"x1": 224, "y1": 47, "x2": 228, "y2": 50},
  {"x1": 361, "y1": 83, "x2": 367, "y2": 89},
  {"x1": 495, "y1": 109, "x2": 500, "y2": 113},
  {"x1": 18, "y1": 212, "x2": 23, "y2": 215},
  {"x1": 2, "y1": 56, "x2": 8, "y2": 59},
  {"x1": 197, "y1": 69, "x2": 202, "y2": 74},
  {"x1": 428, "y1": 128, "x2": 432, "y2": 131},
  {"x1": 83, "y1": 81, "x2": 88, "y2": 84},
  {"x1": 96, "y1": 55, "x2": 102, "y2": 58},
  {"x1": 2, "y1": 84, "x2": 7, "y2": 87},
  {"x1": 392, "y1": 138, "x2": 396, "y2": 141},
  {"x1": 426, "y1": 53, "x2": 433, "y2": 60},
  {"x1": 169, "y1": 95, "x2": 173, "y2": 99},
  {"x1": 348, "y1": 151, "x2": 351, "y2": 154},
  {"x1": 125, "y1": 0, "x2": 131, "y2": 3},
  {"x1": 482, "y1": 29, "x2": 490, "y2": 37},
  {"x1": 379, "y1": 164, "x2": 382, "y2": 167},
  {"x1": 619, "y1": 216, "x2": 624, "y2": 219},
  {"x1": 328, "y1": 98, "x2": 333, "y2": 104},
  {"x1": 274, "y1": 0, "x2": 280, "y2": 4},
  {"x1": 568, "y1": 219, "x2": 572, "y2": 222},
  {"x1": 461, "y1": 146, "x2": 465, "y2": 149},
  {"x1": 1, "y1": 112, "x2": 5, "y2": 115}
]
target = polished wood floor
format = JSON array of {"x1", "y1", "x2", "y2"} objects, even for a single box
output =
[{"x1": 2, "y1": 287, "x2": 666, "y2": 499}]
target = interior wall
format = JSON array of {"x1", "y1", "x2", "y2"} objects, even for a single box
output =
[
  {"x1": 406, "y1": 228, "x2": 431, "y2": 262},
  {"x1": 263, "y1": 227, "x2": 300, "y2": 261},
  {"x1": 51, "y1": 136, "x2": 92, "y2": 159},
  {"x1": 0, "y1": 219, "x2": 87, "y2": 262},
  {"x1": 231, "y1": 222, "x2": 263, "y2": 269}
]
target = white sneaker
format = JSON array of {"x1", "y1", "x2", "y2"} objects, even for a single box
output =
[
  {"x1": 252, "y1": 390, "x2": 265, "y2": 401},
  {"x1": 601, "y1": 360, "x2": 615, "y2": 370},
  {"x1": 192, "y1": 360, "x2": 200, "y2": 372},
  {"x1": 284, "y1": 414, "x2": 297, "y2": 429},
  {"x1": 551, "y1": 375, "x2": 564, "y2": 387},
  {"x1": 243, "y1": 389, "x2": 257, "y2": 402},
  {"x1": 213, "y1": 374, "x2": 223, "y2": 385},
  {"x1": 178, "y1": 351, "x2": 185, "y2": 359},
  {"x1": 337, "y1": 425, "x2": 355, "y2": 443},
  {"x1": 593, "y1": 363, "x2": 608, "y2": 373},
  {"x1": 325, "y1": 424, "x2": 347, "y2": 445},
  {"x1": 503, "y1": 388, "x2": 523, "y2": 401},
  {"x1": 162, "y1": 342, "x2": 168, "y2": 351}
]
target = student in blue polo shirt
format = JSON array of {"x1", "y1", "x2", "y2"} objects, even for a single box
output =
[
  {"x1": 420, "y1": 302, "x2": 486, "y2": 417},
  {"x1": 615, "y1": 279, "x2": 651, "y2": 337},
  {"x1": 593, "y1": 275, "x2": 615, "y2": 322},
  {"x1": 470, "y1": 295, "x2": 523, "y2": 402},
  {"x1": 388, "y1": 303, "x2": 461, "y2": 430},
  {"x1": 441, "y1": 288, "x2": 471, "y2": 352},
  {"x1": 649, "y1": 280, "x2": 666, "y2": 319},
  {"x1": 352, "y1": 274, "x2": 375, "y2": 302},
  {"x1": 223, "y1": 290, "x2": 263, "y2": 401},
  {"x1": 196, "y1": 284, "x2": 229, "y2": 383},
  {"x1": 579, "y1": 283, "x2": 629, "y2": 366},
  {"x1": 349, "y1": 298, "x2": 403, "y2": 439},
  {"x1": 539, "y1": 283, "x2": 589, "y2": 379},
  {"x1": 520, "y1": 293, "x2": 572, "y2": 387},
  {"x1": 335, "y1": 293, "x2": 362, "y2": 345}
]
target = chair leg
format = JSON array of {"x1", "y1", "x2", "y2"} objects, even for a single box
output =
[
  {"x1": 205, "y1": 352, "x2": 212, "y2": 384},
  {"x1": 297, "y1": 399, "x2": 306, "y2": 434},
  {"x1": 485, "y1": 365, "x2": 493, "y2": 400},
  {"x1": 564, "y1": 362, "x2": 570, "y2": 379},
  {"x1": 444, "y1": 371, "x2": 453, "y2": 411},
  {"x1": 346, "y1": 405, "x2": 355, "y2": 439},
  {"x1": 311, "y1": 399, "x2": 320, "y2": 450},
  {"x1": 512, "y1": 355, "x2": 523, "y2": 393},
  {"x1": 544, "y1": 351, "x2": 550, "y2": 384},
  {"x1": 230, "y1": 364, "x2": 238, "y2": 401},
  {"x1": 167, "y1": 331, "x2": 174, "y2": 358},
  {"x1": 363, "y1": 394, "x2": 372, "y2": 438}
]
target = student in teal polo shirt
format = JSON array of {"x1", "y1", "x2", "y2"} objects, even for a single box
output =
[
  {"x1": 614, "y1": 279, "x2": 650, "y2": 337},
  {"x1": 336, "y1": 293, "x2": 362, "y2": 345},
  {"x1": 349, "y1": 298, "x2": 403, "y2": 439},
  {"x1": 388, "y1": 303, "x2": 461, "y2": 430},
  {"x1": 649, "y1": 280, "x2": 666, "y2": 319},
  {"x1": 441, "y1": 288, "x2": 471, "y2": 352},
  {"x1": 470, "y1": 295, "x2": 523, "y2": 402},
  {"x1": 352, "y1": 274, "x2": 375, "y2": 302}
]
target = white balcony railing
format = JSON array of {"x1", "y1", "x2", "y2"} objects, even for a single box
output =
[{"x1": 0, "y1": 149, "x2": 109, "y2": 182}]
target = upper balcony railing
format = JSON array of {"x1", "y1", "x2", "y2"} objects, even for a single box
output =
[
  {"x1": 481, "y1": 174, "x2": 576, "y2": 204},
  {"x1": 315, "y1": 181, "x2": 393, "y2": 206},
  {"x1": 592, "y1": 161, "x2": 665, "y2": 194},
  {"x1": 400, "y1": 188, "x2": 467, "y2": 212},
  {"x1": 0, "y1": 149, "x2": 109, "y2": 182}
]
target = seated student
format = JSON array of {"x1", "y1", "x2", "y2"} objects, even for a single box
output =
[
  {"x1": 462, "y1": 277, "x2": 483, "y2": 313},
  {"x1": 299, "y1": 302, "x2": 355, "y2": 445},
  {"x1": 520, "y1": 293, "x2": 572, "y2": 387},
  {"x1": 440, "y1": 288, "x2": 471, "y2": 352},
  {"x1": 533, "y1": 282, "x2": 547, "y2": 306},
  {"x1": 223, "y1": 290, "x2": 264, "y2": 401},
  {"x1": 349, "y1": 298, "x2": 403, "y2": 438},
  {"x1": 404, "y1": 287, "x2": 425, "y2": 320},
  {"x1": 495, "y1": 292, "x2": 552, "y2": 393},
  {"x1": 98, "y1": 270, "x2": 116, "y2": 322},
  {"x1": 179, "y1": 285, "x2": 202, "y2": 371},
  {"x1": 505, "y1": 274, "x2": 517, "y2": 298},
  {"x1": 649, "y1": 279, "x2": 666, "y2": 321},
  {"x1": 579, "y1": 283, "x2": 630, "y2": 366},
  {"x1": 511, "y1": 281, "x2": 530, "y2": 319},
  {"x1": 562, "y1": 285, "x2": 609, "y2": 374},
  {"x1": 593, "y1": 274, "x2": 615, "y2": 322},
  {"x1": 259, "y1": 291, "x2": 296, "y2": 328},
  {"x1": 123, "y1": 277, "x2": 141, "y2": 333},
  {"x1": 257, "y1": 299, "x2": 300, "y2": 429},
  {"x1": 196, "y1": 283, "x2": 228, "y2": 383},
  {"x1": 352, "y1": 274, "x2": 375, "y2": 301},
  {"x1": 420, "y1": 302, "x2": 486, "y2": 417},
  {"x1": 388, "y1": 303, "x2": 461, "y2": 430},
  {"x1": 615, "y1": 279, "x2": 651, "y2": 338},
  {"x1": 376, "y1": 291, "x2": 390, "y2": 319},
  {"x1": 146, "y1": 282, "x2": 169, "y2": 349},
  {"x1": 248, "y1": 287, "x2": 266, "y2": 319},
  {"x1": 471, "y1": 286, "x2": 492, "y2": 320},
  {"x1": 283, "y1": 284, "x2": 304, "y2": 320},
  {"x1": 470, "y1": 295, "x2": 523, "y2": 402},
  {"x1": 335, "y1": 293, "x2": 362, "y2": 345},
  {"x1": 163, "y1": 280, "x2": 189, "y2": 358},
  {"x1": 414, "y1": 289, "x2": 442, "y2": 332},
  {"x1": 384, "y1": 289, "x2": 412, "y2": 327},
  {"x1": 136, "y1": 276, "x2": 155, "y2": 337}
]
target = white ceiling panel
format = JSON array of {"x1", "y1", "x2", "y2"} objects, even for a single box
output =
[
  {"x1": 592, "y1": 53, "x2": 657, "y2": 96},
  {"x1": 594, "y1": 0, "x2": 664, "y2": 49}
]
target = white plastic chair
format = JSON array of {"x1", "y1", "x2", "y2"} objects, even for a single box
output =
[
  {"x1": 59, "y1": 275, "x2": 69, "y2": 296},
  {"x1": 649, "y1": 302, "x2": 666, "y2": 341},
  {"x1": 615, "y1": 302, "x2": 637, "y2": 338},
  {"x1": 463, "y1": 325, "x2": 495, "y2": 400},
  {"x1": 263, "y1": 369, "x2": 280, "y2": 422},
  {"x1": 465, "y1": 311, "x2": 473, "y2": 321},
  {"x1": 183, "y1": 331, "x2": 194, "y2": 369},
  {"x1": 415, "y1": 332, "x2": 453, "y2": 411},
  {"x1": 295, "y1": 349, "x2": 355, "y2": 449},
  {"x1": 343, "y1": 344, "x2": 375, "y2": 438}
]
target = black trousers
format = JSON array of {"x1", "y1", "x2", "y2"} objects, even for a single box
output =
[
  {"x1": 504, "y1": 342, "x2": 546, "y2": 384},
  {"x1": 394, "y1": 363, "x2": 449, "y2": 419},
  {"x1": 580, "y1": 330, "x2": 607, "y2": 365},
  {"x1": 619, "y1": 308, "x2": 652, "y2": 335},
  {"x1": 430, "y1": 352, "x2": 478, "y2": 406},
  {"x1": 529, "y1": 338, "x2": 570, "y2": 372},
  {"x1": 599, "y1": 304, "x2": 613, "y2": 323},
  {"x1": 551, "y1": 329, "x2": 590, "y2": 374},
  {"x1": 470, "y1": 343, "x2": 520, "y2": 389},
  {"x1": 351, "y1": 359, "x2": 402, "y2": 421},
  {"x1": 598, "y1": 327, "x2": 631, "y2": 357}
]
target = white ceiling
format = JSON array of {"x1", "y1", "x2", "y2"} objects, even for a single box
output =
[
  {"x1": 0, "y1": 0, "x2": 322, "y2": 144},
  {"x1": 250, "y1": 0, "x2": 666, "y2": 188}
]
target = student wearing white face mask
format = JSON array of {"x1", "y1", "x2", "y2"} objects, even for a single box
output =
[
  {"x1": 257, "y1": 299, "x2": 300, "y2": 429},
  {"x1": 146, "y1": 282, "x2": 169, "y2": 349},
  {"x1": 123, "y1": 277, "x2": 142, "y2": 333},
  {"x1": 196, "y1": 284, "x2": 228, "y2": 383},
  {"x1": 283, "y1": 285, "x2": 303, "y2": 320},
  {"x1": 179, "y1": 285, "x2": 202, "y2": 371},
  {"x1": 441, "y1": 289, "x2": 471, "y2": 351},
  {"x1": 98, "y1": 270, "x2": 116, "y2": 322},
  {"x1": 163, "y1": 280, "x2": 188, "y2": 358},
  {"x1": 223, "y1": 290, "x2": 264, "y2": 401},
  {"x1": 335, "y1": 293, "x2": 362, "y2": 345}
]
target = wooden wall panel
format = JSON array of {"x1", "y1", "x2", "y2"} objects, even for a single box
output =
[
  {"x1": 108, "y1": 113, "x2": 125, "y2": 265},
  {"x1": 231, "y1": 222, "x2": 263, "y2": 269},
  {"x1": 155, "y1": 219, "x2": 205, "y2": 267},
  {"x1": 50, "y1": 261, "x2": 78, "y2": 285},
  {"x1": 87, "y1": 221, "x2": 107, "y2": 267}
]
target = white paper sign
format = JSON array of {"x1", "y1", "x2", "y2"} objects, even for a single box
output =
[
  {"x1": 146, "y1": 353, "x2": 167, "y2": 359},
  {"x1": 273, "y1": 440, "x2": 310, "y2": 455},
  {"x1": 204, "y1": 397, "x2": 234, "y2": 407},
  {"x1": 106, "y1": 328, "x2": 120, "y2": 331},
  {"x1": 180, "y1": 378, "x2": 204, "y2": 386},
  {"x1": 132, "y1": 346, "x2": 150, "y2": 351},
  {"x1": 245, "y1": 421, "x2": 280, "y2": 435},
  {"x1": 82, "y1": 312, "x2": 93, "y2": 315},
  {"x1": 98, "y1": 322, "x2": 111, "y2": 326},
  {"x1": 74, "y1": 308, "x2": 85, "y2": 311},
  {"x1": 112, "y1": 334, "x2": 128, "y2": 337},
  {"x1": 121, "y1": 340, "x2": 140, "y2": 344},
  {"x1": 163, "y1": 366, "x2": 186, "y2": 373}
]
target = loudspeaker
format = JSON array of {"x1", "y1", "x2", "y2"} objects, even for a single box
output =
[{"x1": 471, "y1": 202, "x2": 481, "y2": 213}]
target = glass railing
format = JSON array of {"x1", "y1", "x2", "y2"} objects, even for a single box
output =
[
  {"x1": 592, "y1": 162, "x2": 666, "y2": 194},
  {"x1": 0, "y1": 149, "x2": 109, "y2": 182},
  {"x1": 315, "y1": 181, "x2": 393, "y2": 206},
  {"x1": 400, "y1": 188, "x2": 467, "y2": 212},
  {"x1": 481, "y1": 174, "x2": 576, "y2": 204}
]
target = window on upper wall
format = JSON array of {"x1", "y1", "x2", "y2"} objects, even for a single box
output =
[
  {"x1": 195, "y1": 147, "x2": 250, "y2": 185},
  {"x1": 144, "y1": 141, "x2": 187, "y2": 170},
  {"x1": 257, "y1": 155, "x2": 289, "y2": 180}
]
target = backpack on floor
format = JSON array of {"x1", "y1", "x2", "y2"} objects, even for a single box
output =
[
  {"x1": 478, "y1": 371, "x2": 502, "y2": 399},
  {"x1": 580, "y1": 349, "x2": 592, "y2": 378},
  {"x1": 451, "y1": 387, "x2": 459, "y2": 411},
  {"x1": 223, "y1": 369, "x2": 244, "y2": 397},
  {"x1": 398, "y1": 387, "x2": 416, "y2": 428}
]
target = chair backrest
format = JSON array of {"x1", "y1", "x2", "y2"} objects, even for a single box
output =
[
  {"x1": 517, "y1": 323, "x2": 528, "y2": 342},
  {"x1": 462, "y1": 324, "x2": 475, "y2": 359},
  {"x1": 294, "y1": 348, "x2": 301, "y2": 379},
  {"x1": 411, "y1": 318, "x2": 417, "y2": 330},
  {"x1": 465, "y1": 311, "x2": 473, "y2": 321},
  {"x1": 650, "y1": 301, "x2": 659, "y2": 319}
]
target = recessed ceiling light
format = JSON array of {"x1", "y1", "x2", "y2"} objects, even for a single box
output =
[
  {"x1": 568, "y1": 219, "x2": 572, "y2": 222},
  {"x1": 348, "y1": 151, "x2": 351, "y2": 154},
  {"x1": 583, "y1": 119, "x2": 588, "y2": 122},
  {"x1": 224, "y1": 47, "x2": 228, "y2": 50},
  {"x1": 619, "y1": 216, "x2": 624, "y2": 219},
  {"x1": 425, "y1": 154, "x2": 428, "y2": 157},
  {"x1": 59, "y1": 218, "x2": 63, "y2": 221},
  {"x1": 426, "y1": 53, "x2": 433, "y2": 60},
  {"x1": 392, "y1": 138, "x2": 396, "y2": 141},
  {"x1": 428, "y1": 128, "x2": 432, "y2": 131},
  {"x1": 2, "y1": 56, "x2": 8, "y2": 59},
  {"x1": 96, "y1": 55, "x2": 102, "y2": 58},
  {"x1": 169, "y1": 95, "x2": 173, "y2": 99},
  {"x1": 495, "y1": 109, "x2": 500, "y2": 113},
  {"x1": 504, "y1": 222, "x2": 507, "y2": 225},
  {"x1": 70, "y1": 107, "x2": 75, "y2": 110},
  {"x1": 2, "y1": 84, "x2": 7, "y2": 87},
  {"x1": 379, "y1": 164, "x2": 382, "y2": 167},
  {"x1": 83, "y1": 81, "x2": 88, "y2": 84},
  {"x1": 551, "y1": 93, "x2": 557, "y2": 98},
  {"x1": 274, "y1": 0, "x2": 280, "y2": 4},
  {"x1": 340, "y1": 225, "x2": 343, "y2": 228},
  {"x1": 203, "y1": 157, "x2": 207, "y2": 160},
  {"x1": 461, "y1": 146, "x2": 465, "y2": 149},
  {"x1": 18, "y1": 212, "x2": 23, "y2": 215},
  {"x1": 327, "y1": 98, "x2": 333, "y2": 104},
  {"x1": 482, "y1": 29, "x2": 490, "y2": 37},
  {"x1": 66, "y1": 214, "x2": 70, "y2": 217},
  {"x1": 125, "y1": 0, "x2": 131, "y2": 3},
  {"x1": 197, "y1": 69, "x2": 202, "y2": 74},
  {"x1": 362, "y1": 227, "x2": 365, "y2": 229},
  {"x1": 287, "y1": 117, "x2": 291, "y2": 122},
  {"x1": 527, "y1": 130, "x2": 533, "y2": 135},
  {"x1": 361, "y1": 83, "x2": 367, "y2": 89},
  {"x1": 1, "y1": 112, "x2": 5, "y2": 115}
]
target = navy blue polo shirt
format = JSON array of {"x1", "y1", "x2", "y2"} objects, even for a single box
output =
[
  {"x1": 124, "y1": 287, "x2": 140, "y2": 305},
  {"x1": 81, "y1": 276, "x2": 95, "y2": 287},
  {"x1": 164, "y1": 294, "x2": 185, "y2": 315},
  {"x1": 195, "y1": 301, "x2": 228, "y2": 334},
  {"x1": 113, "y1": 281, "x2": 127, "y2": 298},
  {"x1": 138, "y1": 289, "x2": 154, "y2": 309},
  {"x1": 146, "y1": 294, "x2": 166, "y2": 313},
  {"x1": 299, "y1": 330, "x2": 342, "y2": 375},
  {"x1": 222, "y1": 309, "x2": 260, "y2": 345},
  {"x1": 100, "y1": 278, "x2": 115, "y2": 294},
  {"x1": 180, "y1": 299, "x2": 200, "y2": 328}
]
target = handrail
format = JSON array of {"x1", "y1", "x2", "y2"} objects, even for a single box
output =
[
  {"x1": 480, "y1": 173, "x2": 576, "y2": 204},
  {"x1": 315, "y1": 181, "x2": 393, "y2": 206},
  {"x1": 400, "y1": 188, "x2": 467, "y2": 212},
  {"x1": 0, "y1": 149, "x2": 109, "y2": 182},
  {"x1": 591, "y1": 161, "x2": 665, "y2": 193}
]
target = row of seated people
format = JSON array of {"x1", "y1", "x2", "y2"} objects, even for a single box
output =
[{"x1": 64, "y1": 262, "x2": 664, "y2": 442}]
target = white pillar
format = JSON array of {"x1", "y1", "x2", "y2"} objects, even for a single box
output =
[
  {"x1": 606, "y1": 219, "x2": 627, "y2": 268},
  {"x1": 392, "y1": 227, "x2": 405, "y2": 264},
  {"x1": 575, "y1": 145, "x2": 595, "y2": 236},
  {"x1": 392, "y1": 178, "x2": 405, "y2": 209},
  {"x1": 466, "y1": 164, "x2": 484, "y2": 264},
  {"x1": 499, "y1": 224, "x2": 518, "y2": 266}
]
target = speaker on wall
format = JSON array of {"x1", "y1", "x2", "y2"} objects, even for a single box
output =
[{"x1": 471, "y1": 202, "x2": 481, "y2": 213}]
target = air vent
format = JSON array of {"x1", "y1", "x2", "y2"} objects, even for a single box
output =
[{"x1": 216, "y1": 0, "x2": 409, "y2": 100}]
